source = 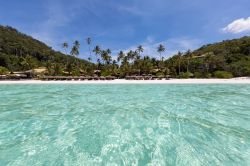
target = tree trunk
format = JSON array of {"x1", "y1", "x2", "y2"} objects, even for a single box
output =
[{"x1": 178, "y1": 62, "x2": 181, "y2": 74}]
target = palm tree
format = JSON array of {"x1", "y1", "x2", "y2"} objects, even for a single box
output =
[
  {"x1": 62, "y1": 42, "x2": 70, "y2": 69},
  {"x1": 112, "y1": 60, "x2": 117, "y2": 75},
  {"x1": 70, "y1": 46, "x2": 79, "y2": 58},
  {"x1": 45, "y1": 61, "x2": 52, "y2": 75},
  {"x1": 55, "y1": 63, "x2": 62, "y2": 76},
  {"x1": 142, "y1": 56, "x2": 153, "y2": 74},
  {"x1": 186, "y1": 49, "x2": 193, "y2": 72},
  {"x1": 117, "y1": 51, "x2": 125, "y2": 62},
  {"x1": 74, "y1": 40, "x2": 80, "y2": 49},
  {"x1": 87, "y1": 57, "x2": 91, "y2": 62},
  {"x1": 101, "y1": 50, "x2": 107, "y2": 64},
  {"x1": 157, "y1": 44, "x2": 165, "y2": 61},
  {"x1": 101, "y1": 50, "x2": 112, "y2": 64},
  {"x1": 106, "y1": 49, "x2": 112, "y2": 64},
  {"x1": 106, "y1": 49, "x2": 111, "y2": 55},
  {"x1": 70, "y1": 41, "x2": 80, "y2": 71},
  {"x1": 20, "y1": 56, "x2": 34, "y2": 70},
  {"x1": 66, "y1": 62, "x2": 73, "y2": 75},
  {"x1": 204, "y1": 54, "x2": 213, "y2": 73},
  {"x1": 86, "y1": 37, "x2": 92, "y2": 61},
  {"x1": 93, "y1": 45, "x2": 101, "y2": 62},
  {"x1": 70, "y1": 40, "x2": 80, "y2": 57},
  {"x1": 177, "y1": 51, "x2": 182, "y2": 74},
  {"x1": 127, "y1": 50, "x2": 136, "y2": 62},
  {"x1": 97, "y1": 58, "x2": 101, "y2": 70},
  {"x1": 62, "y1": 42, "x2": 69, "y2": 55},
  {"x1": 137, "y1": 45, "x2": 144, "y2": 57},
  {"x1": 120, "y1": 55, "x2": 130, "y2": 76}
]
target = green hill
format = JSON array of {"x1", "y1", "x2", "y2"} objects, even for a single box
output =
[
  {"x1": 167, "y1": 36, "x2": 250, "y2": 77},
  {"x1": 0, "y1": 25, "x2": 92, "y2": 74}
]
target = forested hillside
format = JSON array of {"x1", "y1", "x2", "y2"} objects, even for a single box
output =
[
  {"x1": 166, "y1": 36, "x2": 250, "y2": 77},
  {"x1": 0, "y1": 25, "x2": 92, "y2": 74}
]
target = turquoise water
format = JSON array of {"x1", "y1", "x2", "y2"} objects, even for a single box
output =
[{"x1": 0, "y1": 84, "x2": 250, "y2": 166}]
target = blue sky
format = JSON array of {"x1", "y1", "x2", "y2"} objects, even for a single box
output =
[{"x1": 1, "y1": 0, "x2": 250, "y2": 59}]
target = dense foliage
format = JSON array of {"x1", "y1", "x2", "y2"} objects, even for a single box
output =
[
  {"x1": 176, "y1": 37, "x2": 250, "y2": 78},
  {"x1": 0, "y1": 66, "x2": 9, "y2": 75},
  {"x1": 1, "y1": 25, "x2": 250, "y2": 78},
  {"x1": 0, "y1": 25, "x2": 93, "y2": 75}
]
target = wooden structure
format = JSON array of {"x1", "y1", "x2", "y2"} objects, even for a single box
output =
[
  {"x1": 125, "y1": 75, "x2": 168, "y2": 80},
  {"x1": 40, "y1": 76, "x2": 117, "y2": 81}
]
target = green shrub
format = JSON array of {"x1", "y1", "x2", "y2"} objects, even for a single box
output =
[
  {"x1": 71, "y1": 70, "x2": 80, "y2": 76},
  {"x1": 179, "y1": 72, "x2": 194, "y2": 79},
  {"x1": 213, "y1": 71, "x2": 233, "y2": 78},
  {"x1": 194, "y1": 72, "x2": 203, "y2": 78},
  {"x1": 101, "y1": 70, "x2": 111, "y2": 77},
  {"x1": 0, "y1": 66, "x2": 9, "y2": 75},
  {"x1": 156, "y1": 71, "x2": 164, "y2": 77},
  {"x1": 193, "y1": 72, "x2": 212, "y2": 78},
  {"x1": 204, "y1": 72, "x2": 212, "y2": 78}
]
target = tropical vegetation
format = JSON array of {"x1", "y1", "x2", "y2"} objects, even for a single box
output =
[{"x1": 1, "y1": 25, "x2": 250, "y2": 78}]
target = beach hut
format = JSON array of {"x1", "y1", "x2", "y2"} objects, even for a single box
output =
[
  {"x1": 165, "y1": 75, "x2": 171, "y2": 80},
  {"x1": 125, "y1": 76, "x2": 132, "y2": 80},
  {"x1": 0, "y1": 75, "x2": 8, "y2": 80},
  {"x1": 9, "y1": 73, "x2": 28, "y2": 80},
  {"x1": 94, "y1": 70, "x2": 101, "y2": 76},
  {"x1": 100, "y1": 76, "x2": 106, "y2": 80},
  {"x1": 106, "y1": 76, "x2": 116, "y2": 80}
]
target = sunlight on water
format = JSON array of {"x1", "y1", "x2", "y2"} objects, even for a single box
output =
[{"x1": 0, "y1": 84, "x2": 250, "y2": 165}]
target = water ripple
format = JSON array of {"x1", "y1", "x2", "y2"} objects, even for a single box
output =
[{"x1": 0, "y1": 84, "x2": 250, "y2": 165}]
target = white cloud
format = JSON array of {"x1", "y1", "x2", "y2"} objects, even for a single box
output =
[{"x1": 222, "y1": 17, "x2": 250, "y2": 34}]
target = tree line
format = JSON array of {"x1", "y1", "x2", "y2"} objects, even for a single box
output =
[
  {"x1": 60, "y1": 35, "x2": 250, "y2": 78},
  {"x1": 1, "y1": 25, "x2": 250, "y2": 78}
]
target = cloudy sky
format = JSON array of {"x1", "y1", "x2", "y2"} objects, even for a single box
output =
[{"x1": 1, "y1": 0, "x2": 250, "y2": 59}]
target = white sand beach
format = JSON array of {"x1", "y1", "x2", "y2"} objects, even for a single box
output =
[{"x1": 0, "y1": 78, "x2": 250, "y2": 84}]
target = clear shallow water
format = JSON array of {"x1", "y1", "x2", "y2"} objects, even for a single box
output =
[{"x1": 0, "y1": 84, "x2": 250, "y2": 166}]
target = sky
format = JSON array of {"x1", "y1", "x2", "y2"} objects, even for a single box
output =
[{"x1": 1, "y1": 0, "x2": 250, "y2": 60}]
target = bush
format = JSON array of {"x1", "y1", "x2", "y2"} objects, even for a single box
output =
[
  {"x1": 194, "y1": 72, "x2": 203, "y2": 78},
  {"x1": 179, "y1": 72, "x2": 194, "y2": 79},
  {"x1": 101, "y1": 70, "x2": 111, "y2": 77},
  {"x1": 156, "y1": 71, "x2": 165, "y2": 77},
  {"x1": 0, "y1": 66, "x2": 9, "y2": 75},
  {"x1": 71, "y1": 70, "x2": 81, "y2": 76},
  {"x1": 193, "y1": 72, "x2": 211, "y2": 78},
  {"x1": 204, "y1": 72, "x2": 212, "y2": 78},
  {"x1": 213, "y1": 71, "x2": 233, "y2": 78}
]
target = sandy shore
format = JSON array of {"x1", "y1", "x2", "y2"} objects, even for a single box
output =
[{"x1": 0, "y1": 78, "x2": 250, "y2": 84}]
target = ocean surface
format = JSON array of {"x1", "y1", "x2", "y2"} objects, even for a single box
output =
[{"x1": 0, "y1": 84, "x2": 250, "y2": 166}]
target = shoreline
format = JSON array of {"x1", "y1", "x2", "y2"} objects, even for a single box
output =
[{"x1": 1, "y1": 78, "x2": 250, "y2": 84}]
